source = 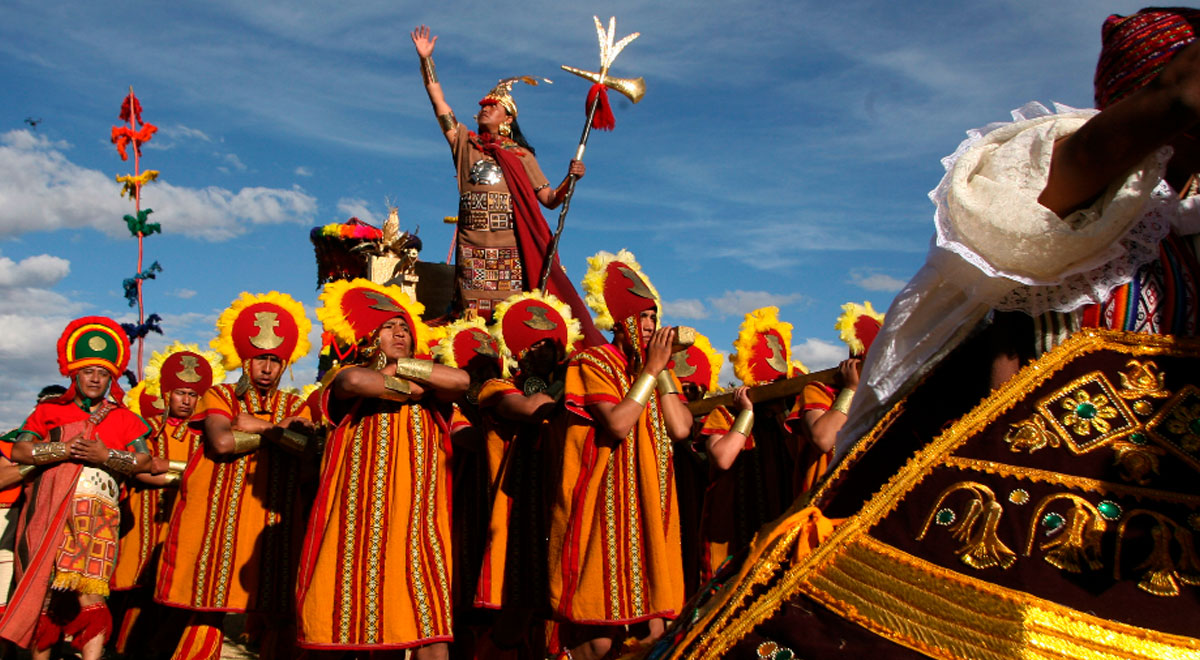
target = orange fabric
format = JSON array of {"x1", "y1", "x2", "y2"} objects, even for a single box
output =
[
  {"x1": 113, "y1": 416, "x2": 203, "y2": 591},
  {"x1": 295, "y1": 397, "x2": 453, "y2": 649},
  {"x1": 547, "y1": 345, "x2": 685, "y2": 625},
  {"x1": 170, "y1": 615, "x2": 224, "y2": 660},
  {"x1": 791, "y1": 383, "x2": 836, "y2": 496},
  {"x1": 0, "y1": 441, "x2": 20, "y2": 507},
  {"x1": 154, "y1": 384, "x2": 310, "y2": 613},
  {"x1": 474, "y1": 378, "x2": 557, "y2": 612}
]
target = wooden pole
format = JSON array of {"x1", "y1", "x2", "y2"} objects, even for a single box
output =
[{"x1": 686, "y1": 368, "x2": 838, "y2": 417}]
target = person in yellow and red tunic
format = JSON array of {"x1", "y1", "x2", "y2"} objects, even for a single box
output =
[
  {"x1": 430, "y1": 316, "x2": 502, "y2": 656},
  {"x1": 410, "y1": 26, "x2": 604, "y2": 349},
  {"x1": 786, "y1": 302, "x2": 883, "y2": 497},
  {"x1": 0, "y1": 317, "x2": 156, "y2": 660},
  {"x1": 296, "y1": 279, "x2": 468, "y2": 659},
  {"x1": 547, "y1": 250, "x2": 693, "y2": 660},
  {"x1": 110, "y1": 344, "x2": 223, "y2": 658},
  {"x1": 464, "y1": 291, "x2": 582, "y2": 657},
  {"x1": 155, "y1": 292, "x2": 316, "y2": 660},
  {"x1": 693, "y1": 307, "x2": 803, "y2": 578},
  {"x1": 667, "y1": 334, "x2": 754, "y2": 586}
]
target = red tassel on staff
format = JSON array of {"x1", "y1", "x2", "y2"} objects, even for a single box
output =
[{"x1": 587, "y1": 83, "x2": 615, "y2": 131}]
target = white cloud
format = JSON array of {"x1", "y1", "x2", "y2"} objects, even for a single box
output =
[
  {"x1": 791, "y1": 338, "x2": 845, "y2": 372},
  {"x1": 144, "y1": 124, "x2": 214, "y2": 150},
  {"x1": 294, "y1": 166, "x2": 313, "y2": 177},
  {"x1": 706, "y1": 290, "x2": 806, "y2": 319},
  {"x1": 169, "y1": 288, "x2": 198, "y2": 299},
  {"x1": 0, "y1": 130, "x2": 318, "y2": 241},
  {"x1": 662, "y1": 298, "x2": 708, "y2": 320},
  {"x1": 336, "y1": 197, "x2": 379, "y2": 225},
  {"x1": 217, "y1": 152, "x2": 248, "y2": 173},
  {"x1": 0, "y1": 254, "x2": 70, "y2": 287},
  {"x1": 849, "y1": 270, "x2": 907, "y2": 292}
]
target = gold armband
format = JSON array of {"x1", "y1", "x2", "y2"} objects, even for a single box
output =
[
  {"x1": 394, "y1": 358, "x2": 434, "y2": 382},
  {"x1": 382, "y1": 375, "x2": 411, "y2": 401},
  {"x1": 437, "y1": 112, "x2": 457, "y2": 133},
  {"x1": 104, "y1": 449, "x2": 138, "y2": 476},
  {"x1": 626, "y1": 373, "x2": 656, "y2": 407},
  {"x1": 730, "y1": 408, "x2": 755, "y2": 437},
  {"x1": 276, "y1": 429, "x2": 310, "y2": 453},
  {"x1": 166, "y1": 460, "x2": 188, "y2": 474},
  {"x1": 420, "y1": 55, "x2": 437, "y2": 85},
  {"x1": 656, "y1": 370, "x2": 679, "y2": 395},
  {"x1": 31, "y1": 442, "x2": 69, "y2": 465},
  {"x1": 830, "y1": 388, "x2": 855, "y2": 416},
  {"x1": 232, "y1": 431, "x2": 263, "y2": 453},
  {"x1": 17, "y1": 464, "x2": 36, "y2": 478},
  {"x1": 162, "y1": 471, "x2": 181, "y2": 486}
]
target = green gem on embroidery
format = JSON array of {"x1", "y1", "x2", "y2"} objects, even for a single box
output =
[
  {"x1": 1129, "y1": 432, "x2": 1147, "y2": 445},
  {"x1": 1042, "y1": 512, "x2": 1065, "y2": 533},
  {"x1": 1098, "y1": 500, "x2": 1122, "y2": 521},
  {"x1": 774, "y1": 650, "x2": 795, "y2": 660},
  {"x1": 1075, "y1": 402, "x2": 1098, "y2": 419},
  {"x1": 935, "y1": 508, "x2": 956, "y2": 525},
  {"x1": 1008, "y1": 489, "x2": 1029, "y2": 505},
  {"x1": 1189, "y1": 418, "x2": 1200, "y2": 436}
]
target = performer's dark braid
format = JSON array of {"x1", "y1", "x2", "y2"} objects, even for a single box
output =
[{"x1": 508, "y1": 117, "x2": 536, "y2": 156}]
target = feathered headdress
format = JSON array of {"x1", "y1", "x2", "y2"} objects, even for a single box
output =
[
  {"x1": 145, "y1": 341, "x2": 225, "y2": 397},
  {"x1": 581, "y1": 249, "x2": 660, "y2": 331},
  {"x1": 492, "y1": 290, "x2": 582, "y2": 376},
  {"x1": 434, "y1": 316, "x2": 501, "y2": 374},
  {"x1": 124, "y1": 379, "x2": 165, "y2": 418},
  {"x1": 732, "y1": 307, "x2": 794, "y2": 386},
  {"x1": 212, "y1": 291, "x2": 312, "y2": 371},
  {"x1": 317, "y1": 278, "x2": 432, "y2": 360},
  {"x1": 835, "y1": 301, "x2": 885, "y2": 358},
  {"x1": 668, "y1": 331, "x2": 722, "y2": 393}
]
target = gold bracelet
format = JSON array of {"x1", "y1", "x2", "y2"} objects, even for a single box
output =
[
  {"x1": 420, "y1": 55, "x2": 437, "y2": 85},
  {"x1": 830, "y1": 388, "x2": 855, "y2": 415},
  {"x1": 382, "y1": 374, "x2": 411, "y2": 401},
  {"x1": 626, "y1": 373, "x2": 656, "y2": 406},
  {"x1": 656, "y1": 370, "x2": 679, "y2": 395},
  {"x1": 162, "y1": 472, "x2": 180, "y2": 486},
  {"x1": 166, "y1": 460, "x2": 188, "y2": 474},
  {"x1": 730, "y1": 408, "x2": 755, "y2": 436},
  {"x1": 232, "y1": 430, "x2": 262, "y2": 453},
  {"x1": 394, "y1": 358, "x2": 434, "y2": 382},
  {"x1": 104, "y1": 449, "x2": 138, "y2": 476},
  {"x1": 276, "y1": 429, "x2": 310, "y2": 453},
  {"x1": 30, "y1": 442, "x2": 69, "y2": 465},
  {"x1": 437, "y1": 111, "x2": 457, "y2": 133},
  {"x1": 17, "y1": 464, "x2": 36, "y2": 478}
]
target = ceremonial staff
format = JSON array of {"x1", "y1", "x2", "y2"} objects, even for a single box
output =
[
  {"x1": 538, "y1": 16, "x2": 646, "y2": 291},
  {"x1": 686, "y1": 368, "x2": 839, "y2": 417}
]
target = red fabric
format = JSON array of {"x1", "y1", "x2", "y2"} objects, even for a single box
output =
[
  {"x1": 480, "y1": 141, "x2": 604, "y2": 347},
  {"x1": 231, "y1": 301, "x2": 299, "y2": 364},
  {"x1": 65, "y1": 603, "x2": 111, "y2": 651},
  {"x1": 159, "y1": 351, "x2": 215, "y2": 397},
  {"x1": 587, "y1": 84, "x2": 615, "y2": 131},
  {"x1": 500, "y1": 298, "x2": 571, "y2": 356}
]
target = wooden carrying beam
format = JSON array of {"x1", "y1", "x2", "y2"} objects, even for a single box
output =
[{"x1": 686, "y1": 368, "x2": 838, "y2": 416}]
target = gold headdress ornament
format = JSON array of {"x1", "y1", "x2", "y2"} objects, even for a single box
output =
[
  {"x1": 491, "y1": 289, "x2": 583, "y2": 377},
  {"x1": 316, "y1": 278, "x2": 431, "y2": 358},
  {"x1": 479, "y1": 76, "x2": 552, "y2": 118},
  {"x1": 581, "y1": 249, "x2": 661, "y2": 331},
  {"x1": 732, "y1": 306, "x2": 795, "y2": 386},
  {"x1": 668, "y1": 330, "x2": 723, "y2": 393},
  {"x1": 211, "y1": 291, "x2": 312, "y2": 371},
  {"x1": 434, "y1": 316, "x2": 501, "y2": 373},
  {"x1": 144, "y1": 341, "x2": 226, "y2": 397},
  {"x1": 836, "y1": 300, "x2": 885, "y2": 357}
]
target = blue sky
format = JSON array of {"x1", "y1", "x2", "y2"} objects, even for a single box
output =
[{"x1": 0, "y1": 0, "x2": 1148, "y2": 427}]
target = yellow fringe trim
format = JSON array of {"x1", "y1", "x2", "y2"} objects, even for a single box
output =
[{"x1": 50, "y1": 572, "x2": 111, "y2": 597}]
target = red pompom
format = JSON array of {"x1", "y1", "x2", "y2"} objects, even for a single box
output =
[
  {"x1": 119, "y1": 93, "x2": 143, "y2": 125},
  {"x1": 587, "y1": 84, "x2": 615, "y2": 131}
]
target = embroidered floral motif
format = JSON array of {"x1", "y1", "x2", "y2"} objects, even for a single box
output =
[
  {"x1": 1117, "y1": 360, "x2": 1169, "y2": 416},
  {"x1": 918, "y1": 482, "x2": 1016, "y2": 570},
  {"x1": 1146, "y1": 384, "x2": 1200, "y2": 471},
  {"x1": 1038, "y1": 372, "x2": 1137, "y2": 453},
  {"x1": 1114, "y1": 510, "x2": 1200, "y2": 597},
  {"x1": 1025, "y1": 494, "x2": 1105, "y2": 573},
  {"x1": 1004, "y1": 414, "x2": 1059, "y2": 453}
]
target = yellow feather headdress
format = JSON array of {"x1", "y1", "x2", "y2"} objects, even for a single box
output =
[
  {"x1": 434, "y1": 316, "x2": 500, "y2": 373},
  {"x1": 581, "y1": 249, "x2": 661, "y2": 331},
  {"x1": 732, "y1": 306, "x2": 794, "y2": 386},
  {"x1": 668, "y1": 330, "x2": 723, "y2": 393},
  {"x1": 144, "y1": 341, "x2": 226, "y2": 397},
  {"x1": 316, "y1": 278, "x2": 431, "y2": 357},
  {"x1": 835, "y1": 301, "x2": 885, "y2": 357},
  {"x1": 491, "y1": 289, "x2": 583, "y2": 376},
  {"x1": 211, "y1": 291, "x2": 312, "y2": 371}
]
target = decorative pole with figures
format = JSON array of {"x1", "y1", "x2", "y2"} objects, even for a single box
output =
[{"x1": 538, "y1": 16, "x2": 645, "y2": 291}]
